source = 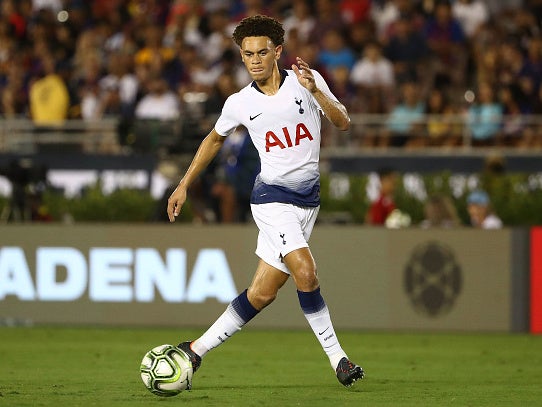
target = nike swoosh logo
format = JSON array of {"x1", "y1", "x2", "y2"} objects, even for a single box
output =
[
  {"x1": 318, "y1": 327, "x2": 330, "y2": 336},
  {"x1": 250, "y1": 113, "x2": 262, "y2": 120}
]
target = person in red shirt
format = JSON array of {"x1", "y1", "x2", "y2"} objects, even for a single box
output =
[{"x1": 365, "y1": 167, "x2": 398, "y2": 225}]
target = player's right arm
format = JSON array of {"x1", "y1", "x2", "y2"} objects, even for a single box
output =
[{"x1": 167, "y1": 129, "x2": 226, "y2": 222}]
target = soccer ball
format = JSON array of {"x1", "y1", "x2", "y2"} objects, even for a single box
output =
[{"x1": 140, "y1": 344, "x2": 193, "y2": 397}]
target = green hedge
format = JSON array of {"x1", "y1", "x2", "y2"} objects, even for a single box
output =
[
  {"x1": 42, "y1": 184, "x2": 158, "y2": 222},
  {"x1": 320, "y1": 172, "x2": 542, "y2": 226},
  {"x1": 42, "y1": 183, "x2": 196, "y2": 223},
  {"x1": 2, "y1": 172, "x2": 541, "y2": 226}
]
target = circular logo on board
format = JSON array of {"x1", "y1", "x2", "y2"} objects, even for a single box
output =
[{"x1": 404, "y1": 241, "x2": 462, "y2": 317}]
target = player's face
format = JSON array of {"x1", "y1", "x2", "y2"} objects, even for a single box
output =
[{"x1": 240, "y1": 36, "x2": 282, "y2": 82}]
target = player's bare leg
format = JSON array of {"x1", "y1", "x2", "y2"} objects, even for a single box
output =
[
  {"x1": 247, "y1": 260, "x2": 290, "y2": 310},
  {"x1": 283, "y1": 247, "x2": 364, "y2": 386},
  {"x1": 282, "y1": 247, "x2": 319, "y2": 291}
]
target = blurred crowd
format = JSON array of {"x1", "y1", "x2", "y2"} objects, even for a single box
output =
[{"x1": 2, "y1": 0, "x2": 542, "y2": 151}]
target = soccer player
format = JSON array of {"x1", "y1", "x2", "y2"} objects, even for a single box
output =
[{"x1": 167, "y1": 15, "x2": 364, "y2": 387}]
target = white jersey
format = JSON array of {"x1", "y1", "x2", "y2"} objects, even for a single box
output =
[{"x1": 214, "y1": 69, "x2": 338, "y2": 207}]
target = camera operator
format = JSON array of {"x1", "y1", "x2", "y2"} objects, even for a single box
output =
[{"x1": 0, "y1": 158, "x2": 49, "y2": 222}]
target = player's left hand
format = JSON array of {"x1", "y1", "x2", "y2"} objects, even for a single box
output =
[{"x1": 292, "y1": 57, "x2": 317, "y2": 93}]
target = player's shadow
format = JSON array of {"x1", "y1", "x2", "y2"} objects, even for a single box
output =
[{"x1": 194, "y1": 383, "x2": 363, "y2": 391}]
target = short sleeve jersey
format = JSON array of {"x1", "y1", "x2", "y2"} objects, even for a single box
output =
[{"x1": 214, "y1": 69, "x2": 338, "y2": 207}]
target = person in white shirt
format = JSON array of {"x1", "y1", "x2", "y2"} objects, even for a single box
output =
[
  {"x1": 467, "y1": 189, "x2": 503, "y2": 229},
  {"x1": 134, "y1": 77, "x2": 179, "y2": 121},
  {"x1": 167, "y1": 15, "x2": 364, "y2": 388},
  {"x1": 350, "y1": 41, "x2": 395, "y2": 88},
  {"x1": 452, "y1": 0, "x2": 489, "y2": 38},
  {"x1": 282, "y1": 0, "x2": 316, "y2": 43}
]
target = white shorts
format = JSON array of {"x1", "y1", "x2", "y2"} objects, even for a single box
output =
[{"x1": 250, "y1": 202, "x2": 320, "y2": 274}]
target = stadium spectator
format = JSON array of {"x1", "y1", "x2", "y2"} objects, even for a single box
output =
[
  {"x1": 77, "y1": 76, "x2": 101, "y2": 121},
  {"x1": 125, "y1": 0, "x2": 170, "y2": 27},
  {"x1": 474, "y1": 44, "x2": 498, "y2": 88},
  {"x1": 134, "y1": 76, "x2": 180, "y2": 121},
  {"x1": 281, "y1": 25, "x2": 304, "y2": 69},
  {"x1": 420, "y1": 194, "x2": 460, "y2": 229},
  {"x1": 452, "y1": 0, "x2": 489, "y2": 38},
  {"x1": 467, "y1": 81, "x2": 503, "y2": 146},
  {"x1": 0, "y1": 19, "x2": 15, "y2": 69},
  {"x1": 164, "y1": 0, "x2": 202, "y2": 50},
  {"x1": 0, "y1": 54, "x2": 27, "y2": 118},
  {"x1": 132, "y1": 75, "x2": 180, "y2": 152},
  {"x1": 282, "y1": 0, "x2": 315, "y2": 43},
  {"x1": 466, "y1": 189, "x2": 503, "y2": 229},
  {"x1": 508, "y1": 8, "x2": 539, "y2": 49},
  {"x1": 519, "y1": 36, "x2": 542, "y2": 93},
  {"x1": 29, "y1": 54, "x2": 70, "y2": 125},
  {"x1": 496, "y1": 40, "x2": 525, "y2": 89},
  {"x1": 317, "y1": 28, "x2": 357, "y2": 74},
  {"x1": 350, "y1": 41, "x2": 394, "y2": 89},
  {"x1": 161, "y1": 33, "x2": 193, "y2": 90},
  {"x1": 135, "y1": 24, "x2": 175, "y2": 69},
  {"x1": 365, "y1": 167, "x2": 398, "y2": 226},
  {"x1": 340, "y1": 0, "x2": 370, "y2": 25},
  {"x1": 196, "y1": 71, "x2": 240, "y2": 142},
  {"x1": 180, "y1": 43, "x2": 224, "y2": 92},
  {"x1": 1, "y1": 0, "x2": 27, "y2": 40},
  {"x1": 78, "y1": 51, "x2": 138, "y2": 122},
  {"x1": 521, "y1": 81, "x2": 542, "y2": 148},
  {"x1": 218, "y1": 47, "x2": 251, "y2": 88},
  {"x1": 530, "y1": 0, "x2": 542, "y2": 27},
  {"x1": 371, "y1": 0, "x2": 399, "y2": 40},
  {"x1": 374, "y1": 0, "x2": 425, "y2": 44},
  {"x1": 499, "y1": 85, "x2": 527, "y2": 146},
  {"x1": 424, "y1": 0, "x2": 468, "y2": 89},
  {"x1": 328, "y1": 65, "x2": 357, "y2": 115},
  {"x1": 424, "y1": 88, "x2": 461, "y2": 147},
  {"x1": 197, "y1": 9, "x2": 232, "y2": 66},
  {"x1": 347, "y1": 20, "x2": 375, "y2": 58},
  {"x1": 380, "y1": 81, "x2": 425, "y2": 147},
  {"x1": 95, "y1": 52, "x2": 139, "y2": 147},
  {"x1": 384, "y1": 16, "x2": 429, "y2": 85},
  {"x1": 485, "y1": 0, "x2": 523, "y2": 17},
  {"x1": 230, "y1": 0, "x2": 274, "y2": 22},
  {"x1": 32, "y1": 0, "x2": 62, "y2": 14},
  {"x1": 98, "y1": 52, "x2": 139, "y2": 118},
  {"x1": 72, "y1": 28, "x2": 105, "y2": 88},
  {"x1": 350, "y1": 41, "x2": 395, "y2": 117},
  {"x1": 103, "y1": 12, "x2": 138, "y2": 55},
  {"x1": 309, "y1": 0, "x2": 345, "y2": 47}
]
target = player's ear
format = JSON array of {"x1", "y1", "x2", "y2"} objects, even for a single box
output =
[
  {"x1": 274, "y1": 45, "x2": 282, "y2": 60},
  {"x1": 239, "y1": 48, "x2": 245, "y2": 62}
]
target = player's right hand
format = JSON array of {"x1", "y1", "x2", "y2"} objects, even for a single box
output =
[{"x1": 167, "y1": 185, "x2": 187, "y2": 222}]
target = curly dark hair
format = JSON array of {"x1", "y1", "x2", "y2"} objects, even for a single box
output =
[{"x1": 232, "y1": 15, "x2": 285, "y2": 47}]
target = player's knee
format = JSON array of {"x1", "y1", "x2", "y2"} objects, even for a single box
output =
[
  {"x1": 292, "y1": 265, "x2": 319, "y2": 292},
  {"x1": 247, "y1": 288, "x2": 277, "y2": 310}
]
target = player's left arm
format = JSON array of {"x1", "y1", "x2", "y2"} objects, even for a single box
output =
[{"x1": 291, "y1": 57, "x2": 350, "y2": 131}]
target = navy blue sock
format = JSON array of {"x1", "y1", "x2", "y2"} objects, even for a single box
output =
[
  {"x1": 230, "y1": 289, "x2": 259, "y2": 324},
  {"x1": 297, "y1": 286, "x2": 326, "y2": 314}
]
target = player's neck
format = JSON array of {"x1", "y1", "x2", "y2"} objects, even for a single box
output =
[{"x1": 254, "y1": 66, "x2": 282, "y2": 96}]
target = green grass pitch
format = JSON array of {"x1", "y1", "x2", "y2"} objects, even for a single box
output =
[{"x1": 1, "y1": 327, "x2": 541, "y2": 406}]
